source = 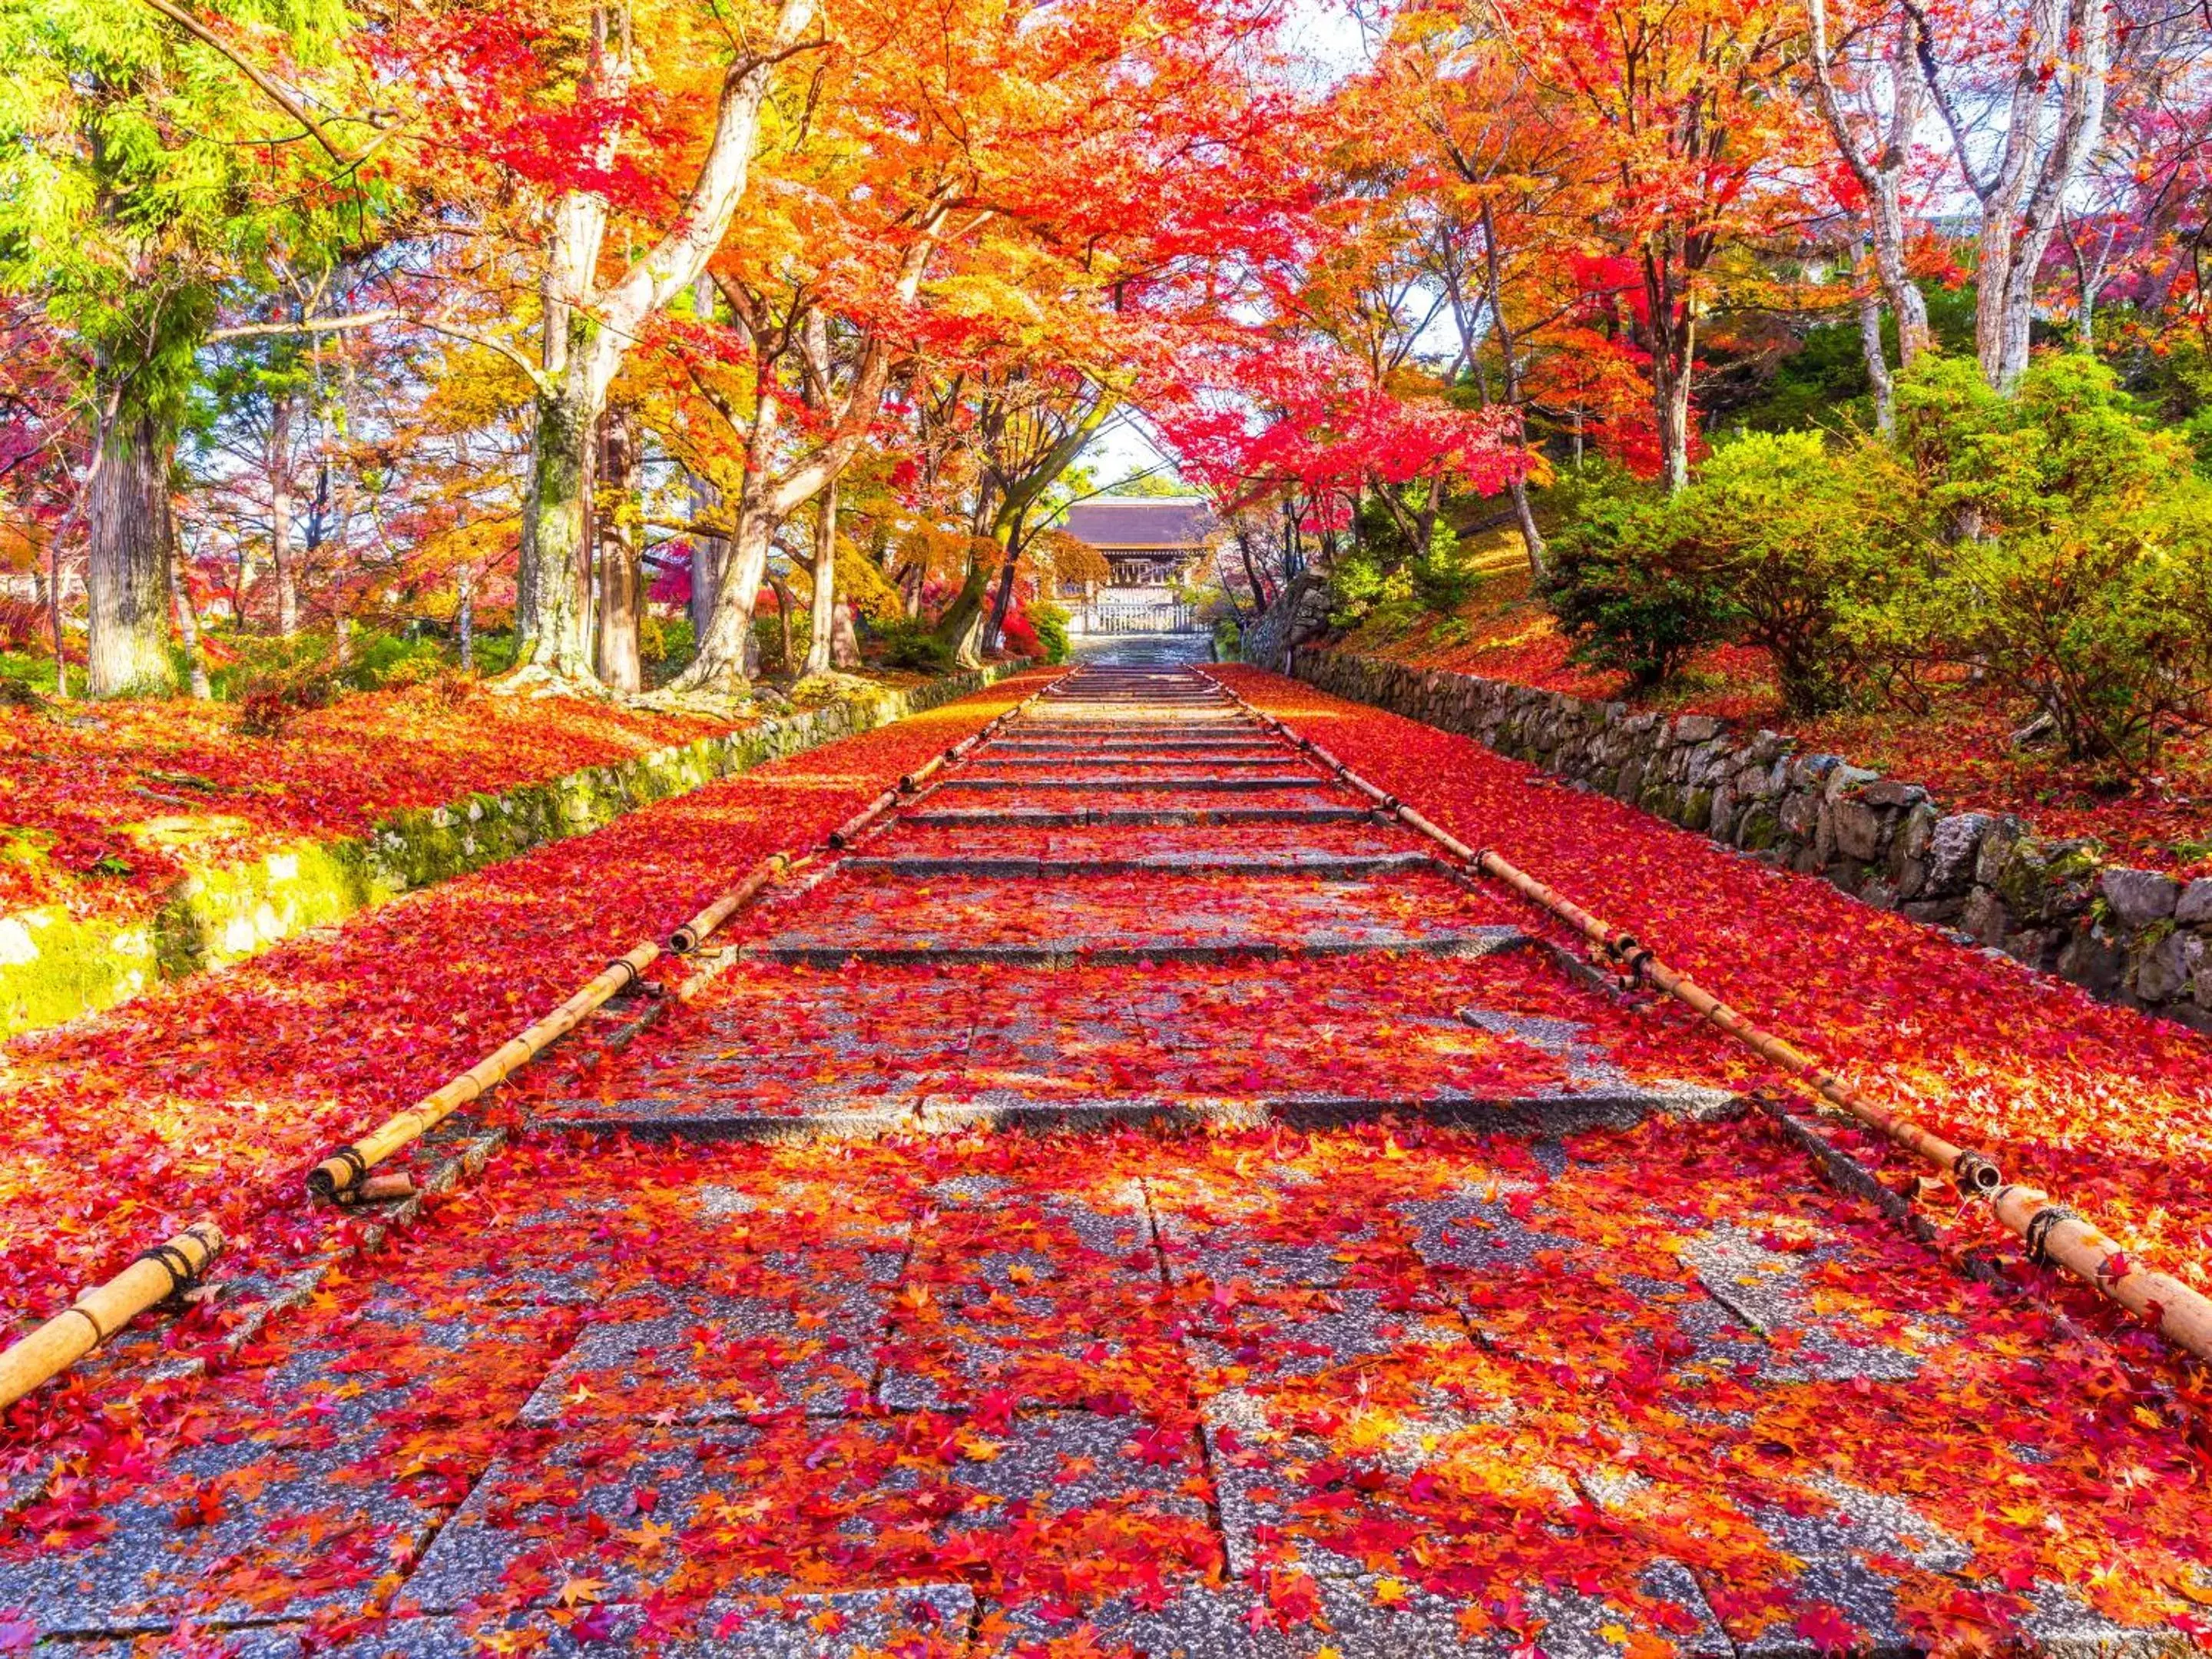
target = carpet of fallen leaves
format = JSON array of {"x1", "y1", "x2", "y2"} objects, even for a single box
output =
[
  {"x1": 0, "y1": 682, "x2": 742, "y2": 919},
  {"x1": 6, "y1": 1123, "x2": 2210, "y2": 1651},
  {"x1": 1340, "y1": 576, "x2": 2212, "y2": 876},
  {"x1": 0, "y1": 670, "x2": 1058, "y2": 1449},
  {"x1": 1211, "y1": 666, "x2": 2212, "y2": 1344}
]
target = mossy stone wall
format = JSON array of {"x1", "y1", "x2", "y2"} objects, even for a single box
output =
[
  {"x1": 1291, "y1": 647, "x2": 2212, "y2": 1032},
  {"x1": 0, "y1": 667, "x2": 1016, "y2": 1038}
]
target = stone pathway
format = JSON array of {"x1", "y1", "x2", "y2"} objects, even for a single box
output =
[{"x1": 8, "y1": 654, "x2": 2209, "y2": 1657}]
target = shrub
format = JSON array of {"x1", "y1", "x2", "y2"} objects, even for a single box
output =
[
  {"x1": 1933, "y1": 477, "x2": 2212, "y2": 772},
  {"x1": 1541, "y1": 465, "x2": 1735, "y2": 690},
  {"x1": 876, "y1": 619, "x2": 952, "y2": 673},
  {"x1": 1667, "y1": 431, "x2": 1900, "y2": 716},
  {"x1": 999, "y1": 608, "x2": 1041, "y2": 658},
  {"x1": 1028, "y1": 602, "x2": 1071, "y2": 664},
  {"x1": 1894, "y1": 354, "x2": 2212, "y2": 771}
]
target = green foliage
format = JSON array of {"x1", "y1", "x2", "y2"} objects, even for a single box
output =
[
  {"x1": 1028, "y1": 602, "x2": 1071, "y2": 664},
  {"x1": 1541, "y1": 462, "x2": 1736, "y2": 691},
  {"x1": 1544, "y1": 352, "x2": 2212, "y2": 767},
  {"x1": 1902, "y1": 356, "x2": 2212, "y2": 770},
  {"x1": 0, "y1": 0, "x2": 371, "y2": 433},
  {"x1": 1212, "y1": 616, "x2": 1243, "y2": 662},
  {"x1": 1667, "y1": 432, "x2": 1900, "y2": 715},
  {"x1": 876, "y1": 618, "x2": 954, "y2": 672}
]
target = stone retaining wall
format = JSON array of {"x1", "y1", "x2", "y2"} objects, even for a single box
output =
[
  {"x1": 1292, "y1": 647, "x2": 2212, "y2": 1031},
  {"x1": 0, "y1": 665, "x2": 1020, "y2": 1038}
]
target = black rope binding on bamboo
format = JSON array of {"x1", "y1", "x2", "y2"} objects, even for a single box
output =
[
  {"x1": 308, "y1": 1144, "x2": 369, "y2": 1201},
  {"x1": 133, "y1": 1240, "x2": 202, "y2": 1300},
  {"x1": 2025, "y1": 1204, "x2": 2081, "y2": 1268}
]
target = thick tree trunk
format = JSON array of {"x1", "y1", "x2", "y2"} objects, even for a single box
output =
[
  {"x1": 1650, "y1": 313, "x2": 1695, "y2": 492},
  {"x1": 803, "y1": 478, "x2": 839, "y2": 677},
  {"x1": 516, "y1": 366, "x2": 600, "y2": 678},
  {"x1": 983, "y1": 537, "x2": 1021, "y2": 653},
  {"x1": 932, "y1": 555, "x2": 995, "y2": 668},
  {"x1": 677, "y1": 386, "x2": 782, "y2": 691},
  {"x1": 830, "y1": 599, "x2": 860, "y2": 668},
  {"x1": 594, "y1": 408, "x2": 643, "y2": 693},
  {"x1": 85, "y1": 408, "x2": 179, "y2": 699},
  {"x1": 457, "y1": 565, "x2": 476, "y2": 669},
  {"x1": 683, "y1": 505, "x2": 776, "y2": 691}
]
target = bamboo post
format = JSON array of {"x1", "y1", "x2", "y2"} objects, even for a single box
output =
[
  {"x1": 306, "y1": 942, "x2": 660, "y2": 1201},
  {"x1": 670, "y1": 853, "x2": 800, "y2": 954},
  {"x1": 0, "y1": 1222, "x2": 223, "y2": 1410},
  {"x1": 1202, "y1": 671, "x2": 2212, "y2": 1367}
]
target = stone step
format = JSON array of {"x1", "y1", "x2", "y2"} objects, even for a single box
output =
[
  {"x1": 874, "y1": 820, "x2": 1417, "y2": 863},
  {"x1": 750, "y1": 866, "x2": 1518, "y2": 966},
  {"x1": 838, "y1": 850, "x2": 1442, "y2": 879},
  {"x1": 902, "y1": 804, "x2": 1376, "y2": 828},
  {"x1": 966, "y1": 753, "x2": 1293, "y2": 768},
  {"x1": 748, "y1": 926, "x2": 1526, "y2": 970},
  {"x1": 932, "y1": 774, "x2": 1324, "y2": 793}
]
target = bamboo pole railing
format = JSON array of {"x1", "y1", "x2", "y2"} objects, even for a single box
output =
[
  {"x1": 1207, "y1": 674, "x2": 2212, "y2": 1366},
  {"x1": 306, "y1": 671, "x2": 1067, "y2": 1200},
  {"x1": 669, "y1": 853, "x2": 805, "y2": 954},
  {"x1": 306, "y1": 942, "x2": 661, "y2": 1201},
  {"x1": 0, "y1": 1222, "x2": 224, "y2": 1409}
]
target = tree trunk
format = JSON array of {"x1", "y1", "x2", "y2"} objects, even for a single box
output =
[
  {"x1": 1859, "y1": 285, "x2": 1896, "y2": 435},
  {"x1": 458, "y1": 565, "x2": 476, "y2": 669},
  {"x1": 767, "y1": 572, "x2": 797, "y2": 676},
  {"x1": 677, "y1": 388, "x2": 782, "y2": 690},
  {"x1": 803, "y1": 477, "x2": 839, "y2": 677},
  {"x1": 932, "y1": 552, "x2": 995, "y2": 668},
  {"x1": 983, "y1": 535, "x2": 1022, "y2": 653},
  {"x1": 270, "y1": 390, "x2": 298, "y2": 634},
  {"x1": 85, "y1": 407, "x2": 179, "y2": 699},
  {"x1": 516, "y1": 365, "x2": 601, "y2": 678},
  {"x1": 169, "y1": 541, "x2": 210, "y2": 700},
  {"x1": 830, "y1": 599, "x2": 860, "y2": 667},
  {"x1": 47, "y1": 531, "x2": 70, "y2": 700},
  {"x1": 594, "y1": 407, "x2": 643, "y2": 692},
  {"x1": 1650, "y1": 309, "x2": 1695, "y2": 492}
]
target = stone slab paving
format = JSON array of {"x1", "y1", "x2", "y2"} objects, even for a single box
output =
[{"x1": 14, "y1": 659, "x2": 2212, "y2": 1657}]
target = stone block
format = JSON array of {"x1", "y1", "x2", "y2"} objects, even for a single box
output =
[
  {"x1": 1777, "y1": 787, "x2": 1821, "y2": 839},
  {"x1": 1823, "y1": 763, "x2": 1879, "y2": 803},
  {"x1": 1830, "y1": 799, "x2": 1887, "y2": 863},
  {"x1": 2134, "y1": 929, "x2": 2204, "y2": 1005},
  {"x1": 2101, "y1": 866, "x2": 2181, "y2": 928},
  {"x1": 2178, "y1": 879, "x2": 2212, "y2": 926},
  {"x1": 2055, "y1": 927, "x2": 2125, "y2": 999},
  {"x1": 1674, "y1": 714, "x2": 1724, "y2": 743},
  {"x1": 1962, "y1": 888, "x2": 2010, "y2": 946},
  {"x1": 1925, "y1": 813, "x2": 1991, "y2": 896},
  {"x1": 1974, "y1": 816, "x2": 2027, "y2": 888},
  {"x1": 1859, "y1": 779, "x2": 1926, "y2": 810},
  {"x1": 1900, "y1": 896, "x2": 1965, "y2": 926}
]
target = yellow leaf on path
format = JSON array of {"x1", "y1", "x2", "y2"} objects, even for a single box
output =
[{"x1": 557, "y1": 1575, "x2": 608, "y2": 1608}]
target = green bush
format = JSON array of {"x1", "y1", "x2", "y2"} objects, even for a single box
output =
[
  {"x1": 1028, "y1": 602, "x2": 1071, "y2": 664},
  {"x1": 1906, "y1": 356, "x2": 2212, "y2": 770},
  {"x1": 1667, "y1": 431, "x2": 1901, "y2": 716},
  {"x1": 875, "y1": 618, "x2": 953, "y2": 673},
  {"x1": 1541, "y1": 463, "x2": 1736, "y2": 690}
]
